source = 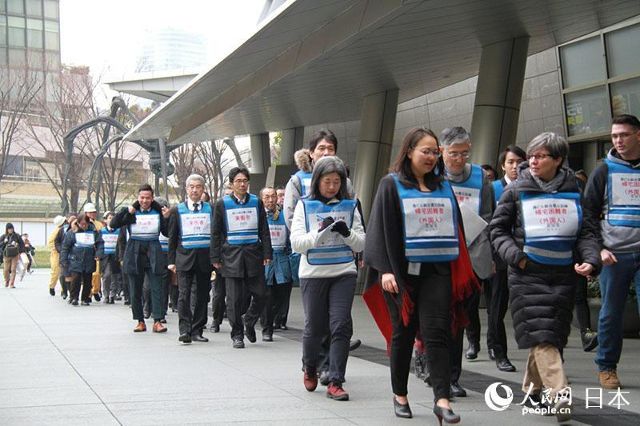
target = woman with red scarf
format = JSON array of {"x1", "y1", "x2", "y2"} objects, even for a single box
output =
[{"x1": 365, "y1": 127, "x2": 477, "y2": 424}]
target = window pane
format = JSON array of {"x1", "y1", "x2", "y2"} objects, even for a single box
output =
[
  {"x1": 44, "y1": 0, "x2": 58, "y2": 19},
  {"x1": 7, "y1": 0, "x2": 24, "y2": 15},
  {"x1": 26, "y1": 0, "x2": 42, "y2": 16},
  {"x1": 606, "y1": 24, "x2": 640, "y2": 78},
  {"x1": 611, "y1": 78, "x2": 640, "y2": 118},
  {"x1": 0, "y1": 48, "x2": 7, "y2": 66},
  {"x1": 565, "y1": 86, "x2": 609, "y2": 136},
  {"x1": 44, "y1": 50, "x2": 59, "y2": 69},
  {"x1": 8, "y1": 47, "x2": 26, "y2": 66},
  {"x1": 0, "y1": 16, "x2": 6, "y2": 46},
  {"x1": 560, "y1": 37, "x2": 606, "y2": 88},
  {"x1": 8, "y1": 16, "x2": 25, "y2": 47},
  {"x1": 27, "y1": 18, "x2": 42, "y2": 48},
  {"x1": 26, "y1": 49, "x2": 43, "y2": 68}
]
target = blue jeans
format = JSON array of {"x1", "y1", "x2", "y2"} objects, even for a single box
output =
[{"x1": 595, "y1": 251, "x2": 640, "y2": 371}]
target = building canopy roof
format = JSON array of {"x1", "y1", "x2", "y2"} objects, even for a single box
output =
[{"x1": 125, "y1": 0, "x2": 640, "y2": 146}]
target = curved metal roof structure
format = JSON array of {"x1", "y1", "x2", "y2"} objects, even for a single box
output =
[{"x1": 125, "y1": 0, "x2": 640, "y2": 146}]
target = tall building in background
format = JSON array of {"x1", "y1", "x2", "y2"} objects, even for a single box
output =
[
  {"x1": 0, "y1": 0, "x2": 61, "y2": 101},
  {"x1": 135, "y1": 28, "x2": 206, "y2": 74}
]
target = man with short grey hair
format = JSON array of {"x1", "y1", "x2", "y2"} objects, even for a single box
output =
[
  {"x1": 168, "y1": 174, "x2": 213, "y2": 344},
  {"x1": 440, "y1": 127, "x2": 514, "y2": 395}
]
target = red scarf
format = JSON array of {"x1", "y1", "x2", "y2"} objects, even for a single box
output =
[{"x1": 364, "y1": 226, "x2": 479, "y2": 351}]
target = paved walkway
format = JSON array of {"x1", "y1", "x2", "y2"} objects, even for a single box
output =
[{"x1": 1, "y1": 270, "x2": 639, "y2": 425}]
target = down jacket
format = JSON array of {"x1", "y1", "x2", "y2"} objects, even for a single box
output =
[
  {"x1": 60, "y1": 222, "x2": 100, "y2": 274},
  {"x1": 490, "y1": 164, "x2": 600, "y2": 349}
]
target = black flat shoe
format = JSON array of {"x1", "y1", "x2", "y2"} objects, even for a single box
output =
[
  {"x1": 488, "y1": 348, "x2": 496, "y2": 361},
  {"x1": 178, "y1": 334, "x2": 192, "y2": 344},
  {"x1": 433, "y1": 405, "x2": 460, "y2": 425},
  {"x1": 191, "y1": 334, "x2": 209, "y2": 342},
  {"x1": 393, "y1": 397, "x2": 412, "y2": 419},
  {"x1": 349, "y1": 339, "x2": 362, "y2": 351}
]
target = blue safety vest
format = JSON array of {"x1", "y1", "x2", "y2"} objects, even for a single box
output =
[
  {"x1": 129, "y1": 210, "x2": 161, "y2": 241},
  {"x1": 493, "y1": 179, "x2": 505, "y2": 204},
  {"x1": 302, "y1": 199, "x2": 356, "y2": 265},
  {"x1": 158, "y1": 233, "x2": 169, "y2": 253},
  {"x1": 74, "y1": 230, "x2": 96, "y2": 249},
  {"x1": 267, "y1": 209, "x2": 288, "y2": 253},
  {"x1": 450, "y1": 164, "x2": 484, "y2": 215},
  {"x1": 294, "y1": 170, "x2": 313, "y2": 197},
  {"x1": 223, "y1": 194, "x2": 260, "y2": 245},
  {"x1": 605, "y1": 159, "x2": 640, "y2": 227},
  {"x1": 520, "y1": 191, "x2": 582, "y2": 265},
  {"x1": 393, "y1": 174, "x2": 460, "y2": 263},
  {"x1": 177, "y1": 202, "x2": 212, "y2": 249},
  {"x1": 100, "y1": 228, "x2": 120, "y2": 255}
]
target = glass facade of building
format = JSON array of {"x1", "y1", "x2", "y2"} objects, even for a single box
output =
[
  {"x1": 0, "y1": 0, "x2": 59, "y2": 71},
  {"x1": 559, "y1": 20, "x2": 640, "y2": 141}
]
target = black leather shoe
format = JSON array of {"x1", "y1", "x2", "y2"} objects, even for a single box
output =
[
  {"x1": 179, "y1": 334, "x2": 192, "y2": 344},
  {"x1": 262, "y1": 334, "x2": 273, "y2": 342},
  {"x1": 232, "y1": 337, "x2": 245, "y2": 349},
  {"x1": 71, "y1": 299, "x2": 79, "y2": 306},
  {"x1": 243, "y1": 316, "x2": 257, "y2": 343},
  {"x1": 191, "y1": 334, "x2": 209, "y2": 343},
  {"x1": 488, "y1": 348, "x2": 496, "y2": 361},
  {"x1": 450, "y1": 381, "x2": 467, "y2": 398},
  {"x1": 496, "y1": 358, "x2": 517, "y2": 372},
  {"x1": 49, "y1": 288, "x2": 55, "y2": 296},
  {"x1": 210, "y1": 323, "x2": 220, "y2": 333},
  {"x1": 465, "y1": 342, "x2": 479, "y2": 360},
  {"x1": 280, "y1": 324, "x2": 288, "y2": 330},
  {"x1": 581, "y1": 329, "x2": 598, "y2": 352},
  {"x1": 93, "y1": 293, "x2": 101, "y2": 302},
  {"x1": 349, "y1": 339, "x2": 362, "y2": 351},
  {"x1": 393, "y1": 397, "x2": 412, "y2": 418}
]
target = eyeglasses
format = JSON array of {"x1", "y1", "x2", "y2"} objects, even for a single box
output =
[
  {"x1": 446, "y1": 151, "x2": 470, "y2": 160},
  {"x1": 528, "y1": 153, "x2": 555, "y2": 161},
  {"x1": 233, "y1": 179, "x2": 249, "y2": 184},
  {"x1": 417, "y1": 149, "x2": 441, "y2": 157}
]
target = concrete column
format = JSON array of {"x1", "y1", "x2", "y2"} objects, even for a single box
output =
[
  {"x1": 353, "y1": 89, "x2": 399, "y2": 222},
  {"x1": 471, "y1": 37, "x2": 530, "y2": 167},
  {"x1": 249, "y1": 133, "x2": 270, "y2": 192},
  {"x1": 266, "y1": 127, "x2": 304, "y2": 187}
]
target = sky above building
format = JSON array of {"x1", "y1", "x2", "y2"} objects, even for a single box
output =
[{"x1": 59, "y1": 0, "x2": 265, "y2": 106}]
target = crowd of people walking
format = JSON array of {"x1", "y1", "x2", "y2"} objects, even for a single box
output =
[{"x1": 38, "y1": 114, "x2": 640, "y2": 424}]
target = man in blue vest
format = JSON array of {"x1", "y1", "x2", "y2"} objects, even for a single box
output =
[
  {"x1": 440, "y1": 127, "x2": 505, "y2": 398},
  {"x1": 260, "y1": 186, "x2": 293, "y2": 341},
  {"x1": 211, "y1": 167, "x2": 272, "y2": 348},
  {"x1": 584, "y1": 114, "x2": 640, "y2": 389},
  {"x1": 110, "y1": 184, "x2": 170, "y2": 333},
  {"x1": 97, "y1": 211, "x2": 122, "y2": 304},
  {"x1": 168, "y1": 174, "x2": 213, "y2": 344}
]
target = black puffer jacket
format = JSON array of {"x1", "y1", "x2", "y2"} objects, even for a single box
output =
[
  {"x1": 60, "y1": 223, "x2": 100, "y2": 274},
  {"x1": 490, "y1": 164, "x2": 600, "y2": 349}
]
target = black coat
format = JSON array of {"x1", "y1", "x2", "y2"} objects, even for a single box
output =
[
  {"x1": 96, "y1": 228, "x2": 124, "y2": 274},
  {"x1": 167, "y1": 202, "x2": 213, "y2": 274},
  {"x1": 60, "y1": 224, "x2": 100, "y2": 274},
  {"x1": 0, "y1": 232, "x2": 25, "y2": 259},
  {"x1": 210, "y1": 194, "x2": 272, "y2": 278},
  {"x1": 110, "y1": 203, "x2": 168, "y2": 275},
  {"x1": 490, "y1": 165, "x2": 600, "y2": 349}
]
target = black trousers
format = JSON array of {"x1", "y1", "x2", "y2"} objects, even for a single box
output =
[
  {"x1": 574, "y1": 275, "x2": 591, "y2": 331},
  {"x1": 273, "y1": 282, "x2": 293, "y2": 327},
  {"x1": 384, "y1": 264, "x2": 452, "y2": 402},
  {"x1": 301, "y1": 274, "x2": 356, "y2": 384},
  {"x1": 211, "y1": 276, "x2": 226, "y2": 325},
  {"x1": 177, "y1": 268, "x2": 211, "y2": 336},
  {"x1": 464, "y1": 279, "x2": 493, "y2": 349},
  {"x1": 488, "y1": 268, "x2": 509, "y2": 359},
  {"x1": 70, "y1": 272, "x2": 92, "y2": 301},
  {"x1": 226, "y1": 274, "x2": 266, "y2": 339}
]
